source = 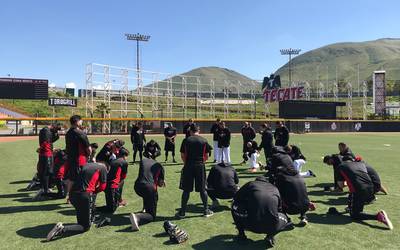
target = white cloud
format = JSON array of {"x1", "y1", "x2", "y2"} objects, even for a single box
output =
[{"x1": 65, "y1": 82, "x2": 76, "y2": 89}]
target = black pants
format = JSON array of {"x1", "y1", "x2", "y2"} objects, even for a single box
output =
[
  {"x1": 45, "y1": 178, "x2": 66, "y2": 199},
  {"x1": 232, "y1": 209, "x2": 290, "y2": 237},
  {"x1": 348, "y1": 193, "x2": 376, "y2": 221},
  {"x1": 63, "y1": 192, "x2": 96, "y2": 235},
  {"x1": 97, "y1": 187, "x2": 120, "y2": 214},
  {"x1": 133, "y1": 144, "x2": 144, "y2": 162},
  {"x1": 134, "y1": 183, "x2": 158, "y2": 226},
  {"x1": 208, "y1": 189, "x2": 236, "y2": 201},
  {"x1": 38, "y1": 156, "x2": 53, "y2": 193}
]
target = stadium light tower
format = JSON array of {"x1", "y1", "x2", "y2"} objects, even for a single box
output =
[
  {"x1": 125, "y1": 33, "x2": 151, "y2": 86},
  {"x1": 280, "y1": 48, "x2": 301, "y2": 85}
]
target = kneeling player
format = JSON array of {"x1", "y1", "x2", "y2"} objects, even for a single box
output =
[
  {"x1": 206, "y1": 162, "x2": 239, "y2": 208},
  {"x1": 130, "y1": 156, "x2": 165, "y2": 231},
  {"x1": 284, "y1": 145, "x2": 316, "y2": 178},
  {"x1": 242, "y1": 141, "x2": 260, "y2": 172},
  {"x1": 231, "y1": 176, "x2": 293, "y2": 248},
  {"x1": 97, "y1": 148, "x2": 129, "y2": 214},
  {"x1": 323, "y1": 156, "x2": 393, "y2": 229},
  {"x1": 46, "y1": 162, "x2": 108, "y2": 241},
  {"x1": 144, "y1": 140, "x2": 161, "y2": 160},
  {"x1": 96, "y1": 139, "x2": 125, "y2": 163}
]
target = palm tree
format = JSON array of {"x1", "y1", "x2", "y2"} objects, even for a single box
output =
[{"x1": 95, "y1": 102, "x2": 111, "y2": 133}]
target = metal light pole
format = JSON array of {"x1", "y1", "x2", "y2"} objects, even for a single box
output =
[
  {"x1": 280, "y1": 48, "x2": 301, "y2": 85},
  {"x1": 125, "y1": 33, "x2": 150, "y2": 117}
]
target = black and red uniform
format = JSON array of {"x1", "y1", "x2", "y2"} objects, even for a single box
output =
[
  {"x1": 231, "y1": 177, "x2": 291, "y2": 238},
  {"x1": 338, "y1": 161, "x2": 376, "y2": 221},
  {"x1": 96, "y1": 139, "x2": 124, "y2": 163},
  {"x1": 365, "y1": 163, "x2": 382, "y2": 194},
  {"x1": 134, "y1": 157, "x2": 165, "y2": 226},
  {"x1": 207, "y1": 163, "x2": 239, "y2": 201},
  {"x1": 65, "y1": 127, "x2": 90, "y2": 181},
  {"x1": 63, "y1": 163, "x2": 107, "y2": 235},
  {"x1": 144, "y1": 141, "x2": 161, "y2": 159},
  {"x1": 38, "y1": 127, "x2": 59, "y2": 192},
  {"x1": 178, "y1": 135, "x2": 212, "y2": 216},
  {"x1": 241, "y1": 125, "x2": 256, "y2": 153},
  {"x1": 97, "y1": 158, "x2": 128, "y2": 214},
  {"x1": 164, "y1": 126, "x2": 177, "y2": 160},
  {"x1": 50, "y1": 150, "x2": 68, "y2": 198},
  {"x1": 182, "y1": 122, "x2": 193, "y2": 138},
  {"x1": 130, "y1": 125, "x2": 146, "y2": 162}
]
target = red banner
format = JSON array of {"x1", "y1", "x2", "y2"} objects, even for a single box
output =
[{"x1": 263, "y1": 86, "x2": 304, "y2": 103}]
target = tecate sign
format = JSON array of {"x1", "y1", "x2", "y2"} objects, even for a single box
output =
[
  {"x1": 48, "y1": 98, "x2": 77, "y2": 107},
  {"x1": 263, "y1": 86, "x2": 304, "y2": 103}
]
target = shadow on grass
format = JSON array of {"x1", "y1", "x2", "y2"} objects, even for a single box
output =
[
  {"x1": 9, "y1": 180, "x2": 31, "y2": 184},
  {"x1": 0, "y1": 203, "x2": 63, "y2": 214},
  {"x1": 312, "y1": 197, "x2": 348, "y2": 206},
  {"x1": 192, "y1": 234, "x2": 266, "y2": 250},
  {"x1": 16, "y1": 223, "x2": 55, "y2": 239},
  {"x1": 355, "y1": 220, "x2": 390, "y2": 230},
  {"x1": 307, "y1": 190, "x2": 347, "y2": 197},
  {"x1": 307, "y1": 212, "x2": 352, "y2": 225},
  {"x1": 0, "y1": 192, "x2": 30, "y2": 199}
]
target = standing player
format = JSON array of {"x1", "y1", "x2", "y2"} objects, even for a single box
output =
[
  {"x1": 183, "y1": 118, "x2": 194, "y2": 138},
  {"x1": 217, "y1": 122, "x2": 231, "y2": 164},
  {"x1": 177, "y1": 124, "x2": 213, "y2": 218},
  {"x1": 97, "y1": 148, "x2": 129, "y2": 214},
  {"x1": 36, "y1": 124, "x2": 60, "y2": 198},
  {"x1": 164, "y1": 123, "x2": 177, "y2": 163},
  {"x1": 144, "y1": 139, "x2": 161, "y2": 160},
  {"x1": 259, "y1": 123, "x2": 273, "y2": 163},
  {"x1": 240, "y1": 122, "x2": 256, "y2": 164},
  {"x1": 231, "y1": 176, "x2": 294, "y2": 248},
  {"x1": 130, "y1": 156, "x2": 166, "y2": 231},
  {"x1": 274, "y1": 121, "x2": 289, "y2": 147},
  {"x1": 210, "y1": 118, "x2": 221, "y2": 163},
  {"x1": 323, "y1": 157, "x2": 393, "y2": 229},
  {"x1": 46, "y1": 162, "x2": 108, "y2": 241},
  {"x1": 131, "y1": 122, "x2": 146, "y2": 163},
  {"x1": 65, "y1": 115, "x2": 91, "y2": 195},
  {"x1": 207, "y1": 162, "x2": 239, "y2": 208}
]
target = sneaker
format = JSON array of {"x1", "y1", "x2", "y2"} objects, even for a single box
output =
[
  {"x1": 299, "y1": 217, "x2": 308, "y2": 227},
  {"x1": 32, "y1": 189, "x2": 44, "y2": 201},
  {"x1": 308, "y1": 170, "x2": 316, "y2": 177},
  {"x1": 176, "y1": 210, "x2": 185, "y2": 219},
  {"x1": 265, "y1": 235, "x2": 275, "y2": 248},
  {"x1": 129, "y1": 213, "x2": 140, "y2": 231},
  {"x1": 377, "y1": 210, "x2": 393, "y2": 230},
  {"x1": 213, "y1": 160, "x2": 217, "y2": 163},
  {"x1": 46, "y1": 222, "x2": 64, "y2": 241},
  {"x1": 211, "y1": 200, "x2": 220, "y2": 209},
  {"x1": 203, "y1": 209, "x2": 214, "y2": 218}
]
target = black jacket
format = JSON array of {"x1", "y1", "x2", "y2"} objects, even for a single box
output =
[
  {"x1": 269, "y1": 147, "x2": 297, "y2": 177},
  {"x1": 274, "y1": 126, "x2": 289, "y2": 146},
  {"x1": 210, "y1": 123, "x2": 220, "y2": 141},
  {"x1": 339, "y1": 161, "x2": 374, "y2": 196},
  {"x1": 130, "y1": 125, "x2": 146, "y2": 145},
  {"x1": 207, "y1": 163, "x2": 239, "y2": 192},
  {"x1": 260, "y1": 129, "x2": 273, "y2": 151},
  {"x1": 233, "y1": 177, "x2": 282, "y2": 234},
  {"x1": 241, "y1": 126, "x2": 256, "y2": 143},
  {"x1": 275, "y1": 172, "x2": 310, "y2": 214},
  {"x1": 218, "y1": 127, "x2": 231, "y2": 148},
  {"x1": 289, "y1": 145, "x2": 306, "y2": 160}
]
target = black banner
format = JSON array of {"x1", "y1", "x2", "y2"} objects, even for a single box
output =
[
  {"x1": 0, "y1": 78, "x2": 48, "y2": 100},
  {"x1": 48, "y1": 98, "x2": 77, "y2": 107}
]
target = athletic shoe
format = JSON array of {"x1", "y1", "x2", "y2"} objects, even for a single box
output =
[
  {"x1": 32, "y1": 189, "x2": 44, "y2": 201},
  {"x1": 380, "y1": 185, "x2": 388, "y2": 195},
  {"x1": 210, "y1": 200, "x2": 220, "y2": 209},
  {"x1": 265, "y1": 235, "x2": 275, "y2": 248},
  {"x1": 203, "y1": 209, "x2": 214, "y2": 218},
  {"x1": 129, "y1": 213, "x2": 140, "y2": 231},
  {"x1": 46, "y1": 222, "x2": 64, "y2": 241},
  {"x1": 213, "y1": 160, "x2": 217, "y2": 163},
  {"x1": 175, "y1": 210, "x2": 185, "y2": 219},
  {"x1": 308, "y1": 170, "x2": 316, "y2": 177},
  {"x1": 299, "y1": 217, "x2": 308, "y2": 227},
  {"x1": 377, "y1": 210, "x2": 393, "y2": 230}
]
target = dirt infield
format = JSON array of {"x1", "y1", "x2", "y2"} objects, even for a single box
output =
[{"x1": 0, "y1": 136, "x2": 37, "y2": 143}]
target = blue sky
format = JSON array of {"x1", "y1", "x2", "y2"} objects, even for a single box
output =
[{"x1": 1, "y1": 0, "x2": 400, "y2": 88}]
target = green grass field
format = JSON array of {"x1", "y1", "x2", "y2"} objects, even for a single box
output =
[{"x1": 1, "y1": 133, "x2": 399, "y2": 250}]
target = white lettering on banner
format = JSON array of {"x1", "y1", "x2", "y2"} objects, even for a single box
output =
[
  {"x1": 48, "y1": 98, "x2": 77, "y2": 107},
  {"x1": 263, "y1": 87, "x2": 304, "y2": 103}
]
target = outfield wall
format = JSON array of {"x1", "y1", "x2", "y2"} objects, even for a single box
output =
[{"x1": 1, "y1": 117, "x2": 400, "y2": 136}]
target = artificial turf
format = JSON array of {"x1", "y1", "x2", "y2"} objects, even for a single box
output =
[{"x1": 0, "y1": 133, "x2": 399, "y2": 249}]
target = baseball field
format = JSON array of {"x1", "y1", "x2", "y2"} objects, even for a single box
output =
[{"x1": 0, "y1": 133, "x2": 399, "y2": 249}]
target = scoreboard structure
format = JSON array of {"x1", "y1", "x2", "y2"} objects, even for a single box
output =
[
  {"x1": 279, "y1": 100, "x2": 346, "y2": 119},
  {"x1": 0, "y1": 78, "x2": 48, "y2": 100}
]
